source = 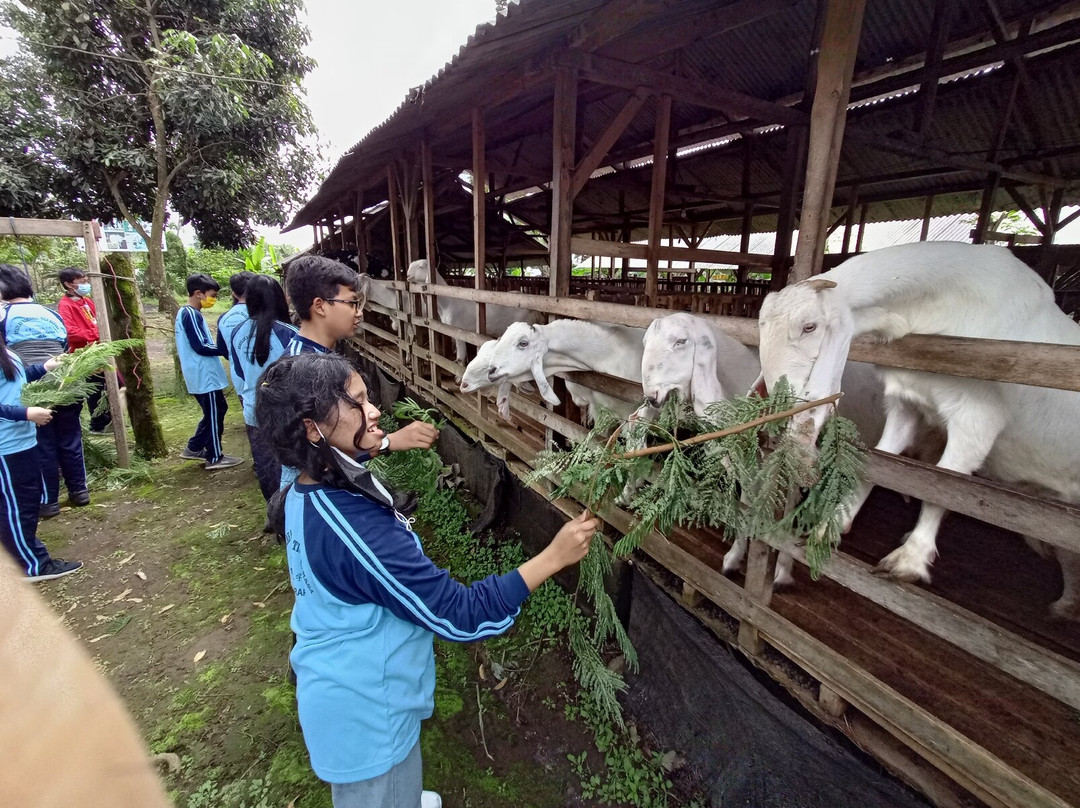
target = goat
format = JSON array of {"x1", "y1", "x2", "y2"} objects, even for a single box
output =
[
  {"x1": 461, "y1": 319, "x2": 644, "y2": 424},
  {"x1": 757, "y1": 241, "x2": 1080, "y2": 619},
  {"x1": 640, "y1": 312, "x2": 889, "y2": 586},
  {"x1": 406, "y1": 260, "x2": 544, "y2": 362}
]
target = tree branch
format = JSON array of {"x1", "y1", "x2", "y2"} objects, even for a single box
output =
[{"x1": 103, "y1": 171, "x2": 151, "y2": 242}]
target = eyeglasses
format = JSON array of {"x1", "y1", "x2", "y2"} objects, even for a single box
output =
[{"x1": 324, "y1": 298, "x2": 363, "y2": 311}]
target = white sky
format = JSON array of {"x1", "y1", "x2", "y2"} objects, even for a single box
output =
[{"x1": 258, "y1": 0, "x2": 499, "y2": 247}]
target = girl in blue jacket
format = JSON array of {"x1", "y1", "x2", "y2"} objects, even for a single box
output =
[
  {"x1": 229, "y1": 275, "x2": 296, "y2": 500},
  {"x1": 255, "y1": 352, "x2": 596, "y2": 808},
  {"x1": 0, "y1": 332, "x2": 81, "y2": 581}
]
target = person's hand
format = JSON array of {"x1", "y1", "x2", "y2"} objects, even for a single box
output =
[
  {"x1": 545, "y1": 511, "x2": 599, "y2": 569},
  {"x1": 27, "y1": 407, "x2": 53, "y2": 426},
  {"x1": 387, "y1": 421, "x2": 439, "y2": 452},
  {"x1": 43, "y1": 355, "x2": 63, "y2": 372}
]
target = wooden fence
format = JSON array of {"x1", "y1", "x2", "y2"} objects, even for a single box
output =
[{"x1": 357, "y1": 278, "x2": 1080, "y2": 808}]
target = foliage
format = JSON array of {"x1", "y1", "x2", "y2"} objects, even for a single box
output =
[
  {"x1": 0, "y1": 235, "x2": 86, "y2": 303},
  {"x1": 22, "y1": 339, "x2": 144, "y2": 408},
  {"x1": 162, "y1": 231, "x2": 189, "y2": 297},
  {"x1": 238, "y1": 236, "x2": 280, "y2": 274},
  {"x1": 1, "y1": 0, "x2": 320, "y2": 313},
  {"x1": 528, "y1": 381, "x2": 867, "y2": 724}
]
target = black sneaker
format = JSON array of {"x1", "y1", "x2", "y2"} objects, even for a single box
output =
[
  {"x1": 69, "y1": 490, "x2": 91, "y2": 507},
  {"x1": 40, "y1": 502, "x2": 61, "y2": 519},
  {"x1": 180, "y1": 447, "x2": 207, "y2": 461},
  {"x1": 28, "y1": 558, "x2": 83, "y2": 581}
]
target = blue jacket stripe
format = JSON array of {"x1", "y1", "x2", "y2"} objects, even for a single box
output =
[{"x1": 310, "y1": 491, "x2": 516, "y2": 641}]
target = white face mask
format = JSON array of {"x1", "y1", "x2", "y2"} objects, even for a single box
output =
[{"x1": 311, "y1": 423, "x2": 394, "y2": 507}]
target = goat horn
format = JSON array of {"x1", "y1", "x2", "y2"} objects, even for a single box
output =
[{"x1": 800, "y1": 278, "x2": 837, "y2": 291}]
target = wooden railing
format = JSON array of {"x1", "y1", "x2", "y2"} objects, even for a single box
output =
[{"x1": 358, "y1": 278, "x2": 1080, "y2": 808}]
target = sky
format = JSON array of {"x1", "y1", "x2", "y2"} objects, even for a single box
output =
[{"x1": 258, "y1": 0, "x2": 499, "y2": 247}]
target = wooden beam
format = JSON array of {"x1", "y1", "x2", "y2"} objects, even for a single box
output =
[
  {"x1": 1003, "y1": 184, "x2": 1048, "y2": 235},
  {"x1": 82, "y1": 222, "x2": 130, "y2": 469},
  {"x1": 914, "y1": 0, "x2": 954, "y2": 139},
  {"x1": 841, "y1": 186, "x2": 860, "y2": 254},
  {"x1": 0, "y1": 218, "x2": 88, "y2": 238},
  {"x1": 549, "y1": 67, "x2": 577, "y2": 299},
  {"x1": 569, "y1": 0, "x2": 660, "y2": 52},
  {"x1": 854, "y1": 201, "x2": 869, "y2": 252},
  {"x1": 791, "y1": 0, "x2": 867, "y2": 283},
  {"x1": 421, "y1": 140, "x2": 438, "y2": 267},
  {"x1": 472, "y1": 108, "x2": 487, "y2": 335},
  {"x1": 561, "y1": 51, "x2": 807, "y2": 128},
  {"x1": 386, "y1": 165, "x2": 403, "y2": 279},
  {"x1": 972, "y1": 173, "x2": 1000, "y2": 245},
  {"x1": 920, "y1": 195, "x2": 935, "y2": 241},
  {"x1": 645, "y1": 95, "x2": 672, "y2": 306},
  {"x1": 571, "y1": 91, "x2": 647, "y2": 198},
  {"x1": 772, "y1": 125, "x2": 807, "y2": 289}
]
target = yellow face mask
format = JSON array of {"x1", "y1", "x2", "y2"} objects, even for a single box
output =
[{"x1": 200, "y1": 296, "x2": 217, "y2": 310}]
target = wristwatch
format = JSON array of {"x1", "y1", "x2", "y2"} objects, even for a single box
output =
[{"x1": 378, "y1": 435, "x2": 391, "y2": 454}]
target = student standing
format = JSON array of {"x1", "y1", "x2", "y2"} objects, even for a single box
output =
[
  {"x1": 217, "y1": 271, "x2": 255, "y2": 397},
  {"x1": 229, "y1": 275, "x2": 296, "y2": 500},
  {"x1": 0, "y1": 264, "x2": 89, "y2": 517},
  {"x1": 174, "y1": 274, "x2": 242, "y2": 470},
  {"x1": 0, "y1": 332, "x2": 81, "y2": 580},
  {"x1": 255, "y1": 353, "x2": 596, "y2": 808},
  {"x1": 56, "y1": 266, "x2": 111, "y2": 434}
]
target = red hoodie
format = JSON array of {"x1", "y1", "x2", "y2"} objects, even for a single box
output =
[{"x1": 57, "y1": 294, "x2": 100, "y2": 352}]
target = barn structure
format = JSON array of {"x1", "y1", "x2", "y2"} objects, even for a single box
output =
[{"x1": 286, "y1": 2, "x2": 1080, "y2": 806}]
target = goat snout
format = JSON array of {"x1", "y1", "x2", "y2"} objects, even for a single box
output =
[{"x1": 487, "y1": 367, "x2": 500, "y2": 381}]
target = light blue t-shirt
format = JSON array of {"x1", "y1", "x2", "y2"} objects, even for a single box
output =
[
  {"x1": 217, "y1": 303, "x2": 249, "y2": 391},
  {"x1": 174, "y1": 305, "x2": 229, "y2": 395},
  {"x1": 0, "y1": 302, "x2": 67, "y2": 364},
  {"x1": 230, "y1": 318, "x2": 297, "y2": 426},
  {"x1": 0, "y1": 355, "x2": 46, "y2": 455}
]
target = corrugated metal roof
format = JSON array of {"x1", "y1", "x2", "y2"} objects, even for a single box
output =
[{"x1": 288, "y1": 0, "x2": 1080, "y2": 253}]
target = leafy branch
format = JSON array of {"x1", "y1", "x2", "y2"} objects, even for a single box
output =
[{"x1": 22, "y1": 339, "x2": 144, "y2": 408}]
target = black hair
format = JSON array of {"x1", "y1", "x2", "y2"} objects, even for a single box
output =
[
  {"x1": 186, "y1": 273, "x2": 220, "y2": 295},
  {"x1": 256, "y1": 353, "x2": 376, "y2": 538},
  {"x1": 285, "y1": 255, "x2": 359, "y2": 320},
  {"x1": 244, "y1": 275, "x2": 290, "y2": 365},
  {"x1": 0, "y1": 263, "x2": 34, "y2": 300},
  {"x1": 0, "y1": 329, "x2": 17, "y2": 382},
  {"x1": 58, "y1": 266, "x2": 87, "y2": 286},
  {"x1": 228, "y1": 271, "x2": 256, "y2": 300}
]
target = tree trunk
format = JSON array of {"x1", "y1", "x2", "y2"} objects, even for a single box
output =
[{"x1": 101, "y1": 252, "x2": 168, "y2": 458}]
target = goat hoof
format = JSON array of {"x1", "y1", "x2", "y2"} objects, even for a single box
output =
[
  {"x1": 872, "y1": 542, "x2": 932, "y2": 583},
  {"x1": 1049, "y1": 598, "x2": 1080, "y2": 622}
]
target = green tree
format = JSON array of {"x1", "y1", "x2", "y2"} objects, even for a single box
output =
[
  {"x1": 0, "y1": 0, "x2": 318, "y2": 319},
  {"x1": 162, "y1": 230, "x2": 188, "y2": 299}
]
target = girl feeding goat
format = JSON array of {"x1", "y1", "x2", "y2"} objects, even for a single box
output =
[{"x1": 255, "y1": 352, "x2": 597, "y2": 808}]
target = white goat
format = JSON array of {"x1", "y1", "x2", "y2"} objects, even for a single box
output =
[
  {"x1": 358, "y1": 275, "x2": 401, "y2": 331},
  {"x1": 640, "y1": 312, "x2": 889, "y2": 586},
  {"x1": 461, "y1": 319, "x2": 645, "y2": 423},
  {"x1": 757, "y1": 241, "x2": 1080, "y2": 619},
  {"x1": 406, "y1": 260, "x2": 544, "y2": 362}
]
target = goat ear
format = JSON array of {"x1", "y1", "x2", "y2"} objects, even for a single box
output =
[
  {"x1": 496, "y1": 382, "x2": 512, "y2": 421},
  {"x1": 689, "y1": 328, "x2": 725, "y2": 417},
  {"x1": 530, "y1": 354, "x2": 561, "y2": 406},
  {"x1": 748, "y1": 371, "x2": 768, "y2": 398},
  {"x1": 800, "y1": 278, "x2": 837, "y2": 292}
]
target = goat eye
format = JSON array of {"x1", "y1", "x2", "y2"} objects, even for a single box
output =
[
  {"x1": 802, "y1": 323, "x2": 817, "y2": 334},
  {"x1": 517, "y1": 341, "x2": 529, "y2": 349},
  {"x1": 673, "y1": 338, "x2": 687, "y2": 347}
]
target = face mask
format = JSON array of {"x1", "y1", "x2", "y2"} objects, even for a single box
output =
[
  {"x1": 312, "y1": 425, "x2": 416, "y2": 514},
  {"x1": 200, "y1": 296, "x2": 217, "y2": 310},
  {"x1": 75, "y1": 283, "x2": 92, "y2": 296}
]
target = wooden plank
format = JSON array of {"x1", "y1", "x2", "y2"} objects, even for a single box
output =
[
  {"x1": 779, "y1": 541, "x2": 1080, "y2": 713},
  {"x1": 0, "y1": 218, "x2": 88, "y2": 238},
  {"x1": 920, "y1": 195, "x2": 935, "y2": 241},
  {"x1": 549, "y1": 67, "x2": 577, "y2": 300},
  {"x1": 401, "y1": 283, "x2": 1080, "y2": 391},
  {"x1": 572, "y1": 91, "x2": 648, "y2": 197},
  {"x1": 569, "y1": 236, "x2": 773, "y2": 267},
  {"x1": 386, "y1": 165, "x2": 403, "y2": 278},
  {"x1": 83, "y1": 223, "x2": 130, "y2": 469},
  {"x1": 563, "y1": 51, "x2": 807, "y2": 128},
  {"x1": 867, "y1": 452, "x2": 1080, "y2": 555},
  {"x1": 570, "y1": 0, "x2": 658, "y2": 52},
  {"x1": 645, "y1": 95, "x2": 672, "y2": 306},
  {"x1": 791, "y1": 0, "x2": 867, "y2": 282}
]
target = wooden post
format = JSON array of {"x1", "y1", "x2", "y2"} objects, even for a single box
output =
[
  {"x1": 737, "y1": 540, "x2": 778, "y2": 655},
  {"x1": 82, "y1": 222, "x2": 130, "y2": 469},
  {"x1": 311, "y1": 224, "x2": 319, "y2": 251},
  {"x1": 855, "y1": 201, "x2": 869, "y2": 252},
  {"x1": 973, "y1": 173, "x2": 1000, "y2": 244},
  {"x1": 619, "y1": 191, "x2": 630, "y2": 281},
  {"x1": 386, "y1": 165, "x2": 403, "y2": 279},
  {"x1": 920, "y1": 195, "x2": 935, "y2": 241},
  {"x1": 472, "y1": 108, "x2": 488, "y2": 336},
  {"x1": 645, "y1": 94, "x2": 673, "y2": 306},
  {"x1": 790, "y1": 0, "x2": 867, "y2": 282},
  {"x1": 738, "y1": 136, "x2": 755, "y2": 285},
  {"x1": 841, "y1": 185, "x2": 860, "y2": 254},
  {"x1": 421, "y1": 138, "x2": 440, "y2": 382},
  {"x1": 549, "y1": 67, "x2": 577, "y2": 300},
  {"x1": 771, "y1": 125, "x2": 808, "y2": 290},
  {"x1": 354, "y1": 191, "x2": 368, "y2": 273},
  {"x1": 1043, "y1": 188, "x2": 1064, "y2": 246}
]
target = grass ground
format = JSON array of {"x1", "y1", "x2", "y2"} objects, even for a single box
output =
[{"x1": 36, "y1": 303, "x2": 699, "y2": 808}]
